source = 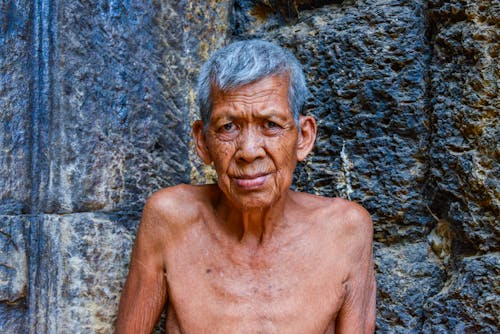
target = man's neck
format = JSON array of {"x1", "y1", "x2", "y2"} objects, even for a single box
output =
[{"x1": 216, "y1": 192, "x2": 290, "y2": 249}]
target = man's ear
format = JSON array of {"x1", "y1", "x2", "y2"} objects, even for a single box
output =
[
  {"x1": 296, "y1": 115, "x2": 317, "y2": 161},
  {"x1": 192, "y1": 120, "x2": 212, "y2": 164}
]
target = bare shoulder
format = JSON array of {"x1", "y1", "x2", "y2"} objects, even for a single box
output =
[
  {"x1": 141, "y1": 184, "x2": 218, "y2": 235},
  {"x1": 146, "y1": 184, "x2": 212, "y2": 214},
  {"x1": 330, "y1": 197, "x2": 372, "y2": 234},
  {"x1": 291, "y1": 191, "x2": 373, "y2": 243},
  {"x1": 325, "y1": 197, "x2": 373, "y2": 263}
]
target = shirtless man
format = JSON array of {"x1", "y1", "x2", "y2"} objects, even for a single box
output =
[{"x1": 115, "y1": 40, "x2": 376, "y2": 333}]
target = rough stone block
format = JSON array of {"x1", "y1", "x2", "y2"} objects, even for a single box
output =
[
  {"x1": 374, "y1": 242, "x2": 445, "y2": 332},
  {"x1": 427, "y1": 0, "x2": 499, "y2": 252},
  {"x1": 28, "y1": 213, "x2": 138, "y2": 333},
  {"x1": 0, "y1": 303, "x2": 27, "y2": 334},
  {"x1": 33, "y1": 1, "x2": 187, "y2": 214},
  {"x1": 422, "y1": 253, "x2": 500, "y2": 333},
  {"x1": 0, "y1": 0, "x2": 33, "y2": 214},
  {"x1": 0, "y1": 215, "x2": 29, "y2": 333},
  {"x1": 0, "y1": 215, "x2": 28, "y2": 303}
]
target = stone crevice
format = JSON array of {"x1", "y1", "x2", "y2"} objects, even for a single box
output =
[{"x1": 29, "y1": 0, "x2": 55, "y2": 215}]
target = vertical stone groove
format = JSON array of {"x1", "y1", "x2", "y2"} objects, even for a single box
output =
[
  {"x1": 28, "y1": 1, "x2": 57, "y2": 332},
  {"x1": 30, "y1": 0, "x2": 54, "y2": 214},
  {"x1": 28, "y1": 216, "x2": 62, "y2": 333}
]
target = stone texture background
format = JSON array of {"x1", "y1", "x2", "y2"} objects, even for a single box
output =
[{"x1": 0, "y1": 0, "x2": 498, "y2": 333}]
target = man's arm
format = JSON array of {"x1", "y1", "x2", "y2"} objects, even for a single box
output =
[
  {"x1": 335, "y1": 204, "x2": 376, "y2": 333},
  {"x1": 115, "y1": 195, "x2": 168, "y2": 334}
]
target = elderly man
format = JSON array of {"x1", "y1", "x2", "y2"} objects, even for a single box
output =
[{"x1": 115, "y1": 40, "x2": 376, "y2": 333}]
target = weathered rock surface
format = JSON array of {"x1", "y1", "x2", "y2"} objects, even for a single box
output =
[
  {"x1": 0, "y1": 216, "x2": 27, "y2": 304},
  {"x1": 35, "y1": 0, "x2": 191, "y2": 214},
  {"x1": 374, "y1": 242, "x2": 445, "y2": 332},
  {"x1": 0, "y1": 0, "x2": 33, "y2": 215},
  {"x1": 427, "y1": 0, "x2": 499, "y2": 253},
  {"x1": 0, "y1": 303, "x2": 26, "y2": 334},
  {"x1": 28, "y1": 213, "x2": 138, "y2": 333},
  {"x1": 423, "y1": 253, "x2": 500, "y2": 333},
  {"x1": 0, "y1": 0, "x2": 498, "y2": 333},
  {"x1": 423, "y1": 1, "x2": 500, "y2": 329},
  {"x1": 0, "y1": 216, "x2": 28, "y2": 333}
]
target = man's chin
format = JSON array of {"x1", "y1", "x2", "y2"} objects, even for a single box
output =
[{"x1": 226, "y1": 191, "x2": 282, "y2": 211}]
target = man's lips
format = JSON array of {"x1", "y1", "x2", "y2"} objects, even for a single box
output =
[{"x1": 233, "y1": 173, "x2": 269, "y2": 189}]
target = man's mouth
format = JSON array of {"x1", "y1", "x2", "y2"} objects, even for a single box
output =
[{"x1": 233, "y1": 173, "x2": 269, "y2": 189}]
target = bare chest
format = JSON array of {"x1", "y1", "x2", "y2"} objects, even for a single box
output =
[{"x1": 164, "y1": 236, "x2": 345, "y2": 334}]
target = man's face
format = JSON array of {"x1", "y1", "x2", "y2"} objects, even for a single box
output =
[{"x1": 195, "y1": 75, "x2": 303, "y2": 210}]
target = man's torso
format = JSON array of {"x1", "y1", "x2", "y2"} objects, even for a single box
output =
[{"x1": 154, "y1": 184, "x2": 357, "y2": 334}]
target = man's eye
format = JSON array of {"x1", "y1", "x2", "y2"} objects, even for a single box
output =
[
  {"x1": 222, "y1": 123, "x2": 235, "y2": 131},
  {"x1": 265, "y1": 121, "x2": 279, "y2": 129}
]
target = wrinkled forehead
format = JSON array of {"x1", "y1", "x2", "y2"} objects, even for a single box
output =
[{"x1": 211, "y1": 74, "x2": 290, "y2": 109}]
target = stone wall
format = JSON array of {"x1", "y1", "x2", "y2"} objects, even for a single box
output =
[{"x1": 0, "y1": 0, "x2": 498, "y2": 333}]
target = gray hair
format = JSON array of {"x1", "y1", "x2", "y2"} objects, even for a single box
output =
[{"x1": 196, "y1": 39, "x2": 309, "y2": 127}]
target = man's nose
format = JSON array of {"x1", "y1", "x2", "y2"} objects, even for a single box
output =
[{"x1": 235, "y1": 127, "x2": 265, "y2": 162}]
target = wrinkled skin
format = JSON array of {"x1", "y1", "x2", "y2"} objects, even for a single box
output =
[{"x1": 115, "y1": 75, "x2": 376, "y2": 334}]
